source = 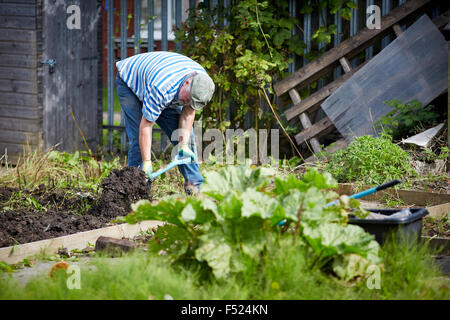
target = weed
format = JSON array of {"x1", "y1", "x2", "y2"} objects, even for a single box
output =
[
  {"x1": 375, "y1": 99, "x2": 441, "y2": 140},
  {"x1": 416, "y1": 146, "x2": 450, "y2": 163},
  {"x1": 0, "y1": 146, "x2": 122, "y2": 192},
  {"x1": 325, "y1": 133, "x2": 417, "y2": 186},
  {"x1": 380, "y1": 194, "x2": 405, "y2": 208}
]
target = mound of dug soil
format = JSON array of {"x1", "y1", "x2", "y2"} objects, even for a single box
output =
[{"x1": 0, "y1": 167, "x2": 151, "y2": 248}]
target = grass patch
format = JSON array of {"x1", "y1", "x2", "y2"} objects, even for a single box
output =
[
  {"x1": 0, "y1": 236, "x2": 448, "y2": 300},
  {"x1": 325, "y1": 134, "x2": 417, "y2": 187}
]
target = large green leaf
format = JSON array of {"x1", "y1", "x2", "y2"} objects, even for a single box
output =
[
  {"x1": 241, "y1": 188, "x2": 278, "y2": 219},
  {"x1": 302, "y1": 222, "x2": 380, "y2": 263},
  {"x1": 202, "y1": 162, "x2": 275, "y2": 199},
  {"x1": 195, "y1": 233, "x2": 232, "y2": 279}
]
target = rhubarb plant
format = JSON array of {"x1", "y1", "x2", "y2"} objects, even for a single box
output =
[{"x1": 125, "y1": 163, "x2": 381, "y2": 281}]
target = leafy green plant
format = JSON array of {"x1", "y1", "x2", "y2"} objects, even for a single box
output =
[
  {"x1": 416, "y1": 146, "x2": 450, "y2": 163},
  {"x1": 125, "y1": 162, "x2": 380, "y2": 282},
  {"x1": 375, "y1": 99, "x2": 440, "y2": 140},
  {"x1": 326, "y1": 134, "x2": 417, "y2": 186}
]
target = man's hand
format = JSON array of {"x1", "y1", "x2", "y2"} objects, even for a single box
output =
[
  {"x1": 142, "y1": 160, "x2": 152, "y2": 179},
  {"x1": 178, "y1": 143, "x2": 196, "y2": 161}
]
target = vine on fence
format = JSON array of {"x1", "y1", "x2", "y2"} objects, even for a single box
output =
[{"x1": 175, "y1": 0, "x2": 357, "y2": 134}]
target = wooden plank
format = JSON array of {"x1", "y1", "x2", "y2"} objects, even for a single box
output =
[
  {"x1": 427, "y1": 203, "x2": 450, "y2": 219},
  {"x1": 274, "y1": 0, "x2": 432, "y2": 96},
  {"x1": 294, "y1": 116, "x2": 334, "y2": 145},
  {"x1": 0, "y1": 15, "x2": 36, "y2": 29},
  {"x1": 321, "y1": 15, "x2": 447, "y2": 142},
  {"x1": 0, "y1": 142, "x2": 36, "y2": 156},
  {"x1": 0, "y1": 105, "x2": 40, "y2": 119},
  {"x1": 0, "y1": 0, "x2": 37, "y2": 4},
  {"x1": 0, "y1": 3, "x2": 36, "y2": 16},
  {"x1": 42, "y1": 0, "x2": 101, "y2": 152},
  {"x1": 288, "y1": 89, "x2": 322, "y2": 153},
  {"x1": 284, "y1": 61, "x2": 368, "y2": 121},
  {"x1": 339, "y1": 57, "x2": 352, "y2": 73},
  {"x1": 0, "y1": 129, "x2": 38, "y2": 144},
  {"x1": 393, "y1": 24, "x2": 403, "y2": 37},
  {"x1": 0, "y1": 79, "x2": 37, "y2": 94},
  {"x1": 0, "y1": 117, "x2": 39, "y2": 132},
  {"x1": 337, "y1": 183, "x2": 450, "y2": 207},
  {"x1": 0, "y1": 221, "x2": 164, "y2": 264},
  {"x1": 0, "y1": 66, "x2": 36, "y2": 81},
  {"x1": 0, "y1": 53, "x2": 36, "y2": 68},
  {"x1": 0, "y1": 41, "x2": 36, "y2": 54},
  {"x1": 0, "y1": 28, "x2": 36, "y2": 41},
  {"x1": 0, "y1": 92, "x2": 38, "y2": 106}
]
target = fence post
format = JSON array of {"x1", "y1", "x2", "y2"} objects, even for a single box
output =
[
  {"x1": 303, "y1": 12, "x2": 311, "y2": 66},
  {"x1": 366, "y1": 0, "x2": 374, "y2": 59},
  {"x1": 175, "y1": 0, "x2": 182, "y2": 51},
  {"x1": 107, "y1": 0, "x2": 114, "y2": 153},
  {"x1": 160, "y1": 0, "x2": 168, "y2": 152},
  {"x1": 288, "y1": 0, "x2": 296, "y2": 74},
  {"x1": 318, "y1": 0, "x2": 327, "y2": 88},
  {"x1": 349, "y1": 0, "x2": 359, "y2": 68},
  {"x1": 148, "y1": 0, "x2": 154, "y2": 52},
  {"x1": 134, "y1": 0, "x2": 141, "y2": 54},
  {"x1": 333, "y1": 10, "x2": 342, "y2": 80},
  {"x1": 120, "y1": 0, "x2": 128, "y2": 153},
  {"x1": 381, "y1": 0, "x2": 392, "y2": 49}
]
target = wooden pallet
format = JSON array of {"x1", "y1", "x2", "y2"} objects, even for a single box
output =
[{"x1": 274, "y1": 0, "x2": 449, "y2": 159}]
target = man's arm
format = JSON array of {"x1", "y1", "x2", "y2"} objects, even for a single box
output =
[
  {"x1": 178, "y1": 104, "x2": 196, "y2": 146},
  {"x1": 139, "y1": 116, "x2": 154, "y2": 162}
]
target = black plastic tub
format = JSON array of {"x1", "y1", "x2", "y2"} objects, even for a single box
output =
[{"x1": 348, "y1": 208, "x2": 429, "y2": 245}]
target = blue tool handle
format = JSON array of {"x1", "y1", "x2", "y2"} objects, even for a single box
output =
[
  {"x1": 325, "y1": 179, "x2": 402, "y2": 207},
  {"x1": 149, "y1": 155, "x2": 192, "y2": 179}
]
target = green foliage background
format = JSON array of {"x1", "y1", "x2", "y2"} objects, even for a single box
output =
[{"x1": 175, "y1": 0, "x2": 358, "y2": 131}]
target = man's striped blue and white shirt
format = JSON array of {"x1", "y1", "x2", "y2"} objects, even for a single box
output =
[{"x1": 116, "y1": 51, "x2": 207, "y2": 122}]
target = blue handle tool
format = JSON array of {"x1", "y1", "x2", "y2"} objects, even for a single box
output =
[{"x1": 149, "y1": 155, "x2": 192, "y2": 180}]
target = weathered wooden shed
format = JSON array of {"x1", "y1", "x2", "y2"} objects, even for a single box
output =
[{"x1": 0, "y1": 0, "x2": 102, "y2": 163}]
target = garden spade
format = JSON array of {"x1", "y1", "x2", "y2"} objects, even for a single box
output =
[{"x1": 148, "y1": 154, "x2": 192, "y2": 181}]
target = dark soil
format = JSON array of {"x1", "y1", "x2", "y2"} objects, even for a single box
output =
[{"x1": 0, "y1": 167, "x2": 151, "y2": 248}]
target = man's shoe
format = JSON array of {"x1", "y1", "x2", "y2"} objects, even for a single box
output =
[{"x1": 185, "y1": 183, "x2": 199, "y2": 196}]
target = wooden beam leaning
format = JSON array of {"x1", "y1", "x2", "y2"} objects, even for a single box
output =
[
  {"x1": 283, "y1": 12, "x2": 448, "y2": 123},
  {"x1": 273, "y1": 0, "x2": 432, "y2": 97},
  {"x1": 284, "y1": 60, "x2": 368, "y2": 121},
  {"x1": 294, "y1": 116, "x2": 334, "y2": 145},
  {"x1": 288, "y1": 89, "x2": 322, "y2": 154},
  {"x1": 392, "y1": 24, "x2": 404, "y2": 37}
]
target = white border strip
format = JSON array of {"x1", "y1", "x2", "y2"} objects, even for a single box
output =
[{"x1": 0, "y1": 221, "x2": 163, "y2": 264}]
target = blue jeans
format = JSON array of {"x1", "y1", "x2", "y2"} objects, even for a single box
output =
[{"x1": 115, "y1": 74, "x2": 204, "y2": 190}]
